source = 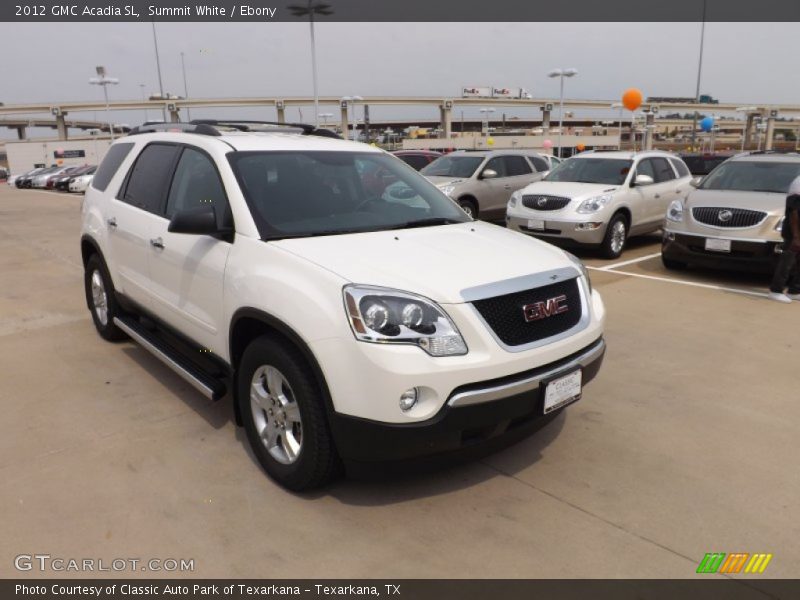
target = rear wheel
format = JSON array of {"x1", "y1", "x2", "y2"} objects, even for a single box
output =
[
  {"x1": 84, "y1": 254, "x2": 127, "y2": 341},
  {"x1": 238, "y1": 336, "x2": 341, "y2": 491},
  {"x1": 601, "y1": 214, "x2": 628, "y2": 259}
]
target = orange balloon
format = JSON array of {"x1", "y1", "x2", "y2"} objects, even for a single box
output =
[
  {"x1": 576, "y1": 143, "x2": 586, "y2": 152},
  {"x1": 622, "y1": 88, "x2": 643, "y2": 112}
]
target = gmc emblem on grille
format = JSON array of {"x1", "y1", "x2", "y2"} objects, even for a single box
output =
[{"x1": 522, "y1": 295, "x2": 569, "y2": 322}]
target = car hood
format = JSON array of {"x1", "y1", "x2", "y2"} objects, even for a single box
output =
[
  {"x1": 272, "y1": 221, "x2": 575, "y2": 304},
  {"x1": 519, "y1": 180, "x2": 619, "y2": 200},
  {"x1": 685, "y1": 189, "x2": 786, "y2": 212}
]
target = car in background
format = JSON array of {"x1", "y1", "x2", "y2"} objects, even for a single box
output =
[
  {"x1": 0, "y1": 167, "x2": 8, "y2": 181},
  {"x1": 33, "y1": 166, "x2": 73, "y2": 189},
  {"x1": 679, "y1": 152, "x2": 734, "y2": 177},
  {"x1": 69, "y1": 171, "x2": 95, "y2": 193},
  {"x1": 420, "y1": 150, "x2": 550, "y2": 220},
  {"x1": 662, "y1": 151, "x2": 800, "y2": 272},
  {"x1": 55, "y1": 165, "x2": 95, "y2": 191},
  {"x1": 392, "y1": 150, "x2": 442, "y2": 171},
  {"x1": 45, "y1": 166, "x2": 84, "y2": 189},
  {"x1": 507, "y1": 150, "x2": 693, "y2": 258},
  {"x1": 16, "y1": 167, "x2": 51, "y2": 188}
]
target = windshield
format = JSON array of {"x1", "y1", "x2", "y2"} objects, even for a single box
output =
[
  {"x1": 229, "y1": 151, "x2": 470, "y2": 239},
  {"x1": 699, "y1": 161, "x2": 800, "y2": 193},
  {"x1": 545, "y1": 158, "x2": 633, "y2": 185},
  {"x1": 420, "y1": 155, "x2": 484, "y2": 178}
]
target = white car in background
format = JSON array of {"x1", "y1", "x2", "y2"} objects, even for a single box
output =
[
  {"x1": 507, "y1": 150, "x2": 693, "y2": 258},
  {"x1": 69, "y1": 173, "x2": 94, "y2": 193}
]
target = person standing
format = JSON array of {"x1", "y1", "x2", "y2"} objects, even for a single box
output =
[{"x1": 769, "y1": 175, "x2": 800, "y2": 303}]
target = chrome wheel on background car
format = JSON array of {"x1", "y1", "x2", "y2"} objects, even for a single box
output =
[
  {"x1": 602, "y1": 214, "x2": 628, "y2": 259},
  {"x1": 250, "y1": 365, "x2": 303, "y2": 464}
]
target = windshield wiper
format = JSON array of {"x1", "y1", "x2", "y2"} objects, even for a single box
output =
[{"x1": 386, "y1": 217, "x2": 465, "y2": 230}]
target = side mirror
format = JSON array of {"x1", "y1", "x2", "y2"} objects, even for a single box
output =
[
  {"x1": 689, "y1": 177, "x2": 702, "y2": 188},
  {"x1": 168, "y1": 205, "x2": 219, "y2": 235},
  {"x1": 481, "y1": 168, "x2": 498, "y2": 180},
  {"x1": 633, "y1": 174, "x2": 654, "y2": 187}
]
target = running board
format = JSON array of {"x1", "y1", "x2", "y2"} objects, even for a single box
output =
[{"x1": 113, "y1": 316, "x2": 226, "y2": 400}]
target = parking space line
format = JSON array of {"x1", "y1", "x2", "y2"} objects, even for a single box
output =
[
  {"x1": 587, "y1": 267, "x2": 769, "y2": 299},
  {"x1": 595, "y1": 252, "x2": 662, "y2": 271}
]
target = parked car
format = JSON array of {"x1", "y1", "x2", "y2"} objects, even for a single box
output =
[
  {"x1": 44, "y1": 166, "x2": 83, "y2": 189},
  {"x1": 80, "y1": 121, "x2": 606, "y2": 490},
  {"x1": 679, "y1": 152, "x2": 735, "y2": 177},
  {"x1": 30, "y1": 166, "x2": 67, "y2": 189},
  {"x1": 507, "y1": 150, "x2": 693, "y2": 258},
  {"x1": 55, "y1": 165, "x2": 95, "y2": 191},
  {"x1": 0, "y1": 167, "x2": 8, "y2": 180},
  {"x1": 69, "y1": 172, "x2": 95, "y2": 193},
  {"x1": 392, "y1": 150, "x2": 442, "y2": 171},
  {"x1": 420, "y1": 150, "x2": 551, "y2": 220},
  {"x1": 16, "y1": 167, "x2": 48, "y2": 188},
  {"x1": 662, "y1": 151, "x2": 800, "y2": 272}
]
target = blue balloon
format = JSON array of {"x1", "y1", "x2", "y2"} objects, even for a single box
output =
[{"x1": 700, "y1": 117, "x2": 714, "y2": 132}]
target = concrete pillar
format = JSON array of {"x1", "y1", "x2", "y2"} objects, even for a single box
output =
[
  {"x1": 765, "y1": 115, "x2": 776, "y2": 151},
  {"x1": 340, "y1": 103, "x2": 349, "y2": 139},
  {"x1": 541, "y1": 109, "x2": 551, "y2": 135},
  {"x1": 276, "y1": 102, "x2": 286, "y2": 124},
  {"x1": 16, "y1": 126, "x2": 27, "y2": 140},
  {"x1": 56, "y1": 114, "x2": 68, "y2": 141},
  {"x1": 169, "y1": 108, "x2": 181, "y2": 123},
  {"x1": 644, "y1": 112, "x2": 655, "y2": 150},
  {"x1": 744, "y1": 114, "x2": 755, "y2": 149},
  {"x1": 439, "y1": 103, "x2": 452, "y2": 139}
]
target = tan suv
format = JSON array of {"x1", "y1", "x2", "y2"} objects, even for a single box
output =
[
  {"x1": 420, "y1": 150, "x2": 550, "y2": 220},
  {"x1": 662, "y1": 151, "x2": 800, "y2": 271}
]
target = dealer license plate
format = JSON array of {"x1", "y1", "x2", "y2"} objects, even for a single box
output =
[
  {"x1": 705, "y1": 238, "x2": 731, "y2": 253},
  {"x1": 543, "y1": 370, "x2": 583, "y2": 414},
  {"x1": 528, "y1": 219, "x2": 545, "y2": 231}
]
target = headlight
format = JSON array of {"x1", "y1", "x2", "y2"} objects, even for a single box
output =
[
  {"x1": 666, "y1": 200, "x2": 684, "y2": 222},
  {"x1": 343, "y1": 285, "x2": 468, "y2": 357},
  {"x1": 439, "y1": 185, "x2": 456, "y2": 197},
  {"x1": 563, "y1": 251, "x2": 592, "y2": 293},
  {"x1": 508, "y1": 190, "x2": 522, "y2": 208},
  {"x1": 775, "y1": 216, "x2": 785, "y2": 232},
  {"x1": 576, "y1": 194, "x2": 612, "y2": 214}
]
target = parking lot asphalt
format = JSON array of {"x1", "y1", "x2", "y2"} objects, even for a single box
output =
[{"x1": 1, "y1": 185, "x2": 798, "y2": 582}]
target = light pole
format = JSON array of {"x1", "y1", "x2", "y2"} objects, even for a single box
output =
[
  {"x1": 318, "y1": 112, "x2": 333, "y2": 128},
  {"x1": 151, "y1": 21, "x2": 166, "y2": 121},
  {"x1": 548, "y1": 68, "x2": 578, "y2": 158},
  {"x1": 289, "y1": 1, "x2": 333, "y2": 127},
  {"x1": 89, "y1": 66, "x2": 119, "y2": 141},
  {"x1": 341, "y1": 95, "x2": 363, "y2": 141},
  {"x1": 691, "y1": 0, "x2": 708, "y2": 151},
  {"x1": 180, "y1": 51, "x2": 191, "y2": 121},
  {"x1": 139, "y1": 84, "x2": 149, "y2": 122}
]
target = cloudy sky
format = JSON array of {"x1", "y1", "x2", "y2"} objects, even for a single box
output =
[{"x1": 0, "y1": 21, "x2": 796, "y2": 138}]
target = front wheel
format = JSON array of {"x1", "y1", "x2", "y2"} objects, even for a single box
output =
[
  {"x1": 601, "y1": 214, "x2": 628, "y2": 259},
  {"x1": 238, "y1": 336, "x2": 341, "y2": 491},
  {"x1": 458, "y1": 198, "x2": 477, "y2": 219}
]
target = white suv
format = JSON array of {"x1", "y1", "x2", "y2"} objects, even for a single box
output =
[
  {"x1": 506, "y1": 150, "x2": 693, "y2": 258},
  {"x1": 80, "y1": 121, "x2": 606, "y2": 490}
]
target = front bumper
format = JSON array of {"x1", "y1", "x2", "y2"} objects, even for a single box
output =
[
  {"x1": 662, "y1": 230, "x2": 781, "y2": 272},
  {"x1": 506, "y1": 214, "x2": 607, "y2": 246},
  {"x1": 329, "y1": 337, "x2": 605, "y2": 463}
]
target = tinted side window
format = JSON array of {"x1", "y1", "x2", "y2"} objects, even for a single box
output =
[
  {"x1": 530, "y1": 156, "x2": 550, "y2": 172},
  {"x1": 635, "y1": 159, "x2": 656, "y2": 180},
  {"x1": 652, "y1": 157, "x2": 676, "y2": 183},
  {"x1": 669, "y1": 157, "x2": 691, "y2": 178},
  {"x1": 121, "y1": 144, "x2": 180, "y2": 214},
  {"x1": 92, "y1": 142, "x2": 134, "y2": 191},
  {"x1": 166, "y1": 148, "x2": 230, "y2": 227},
  {"x1": 484, "y1": 157, "x2": 508, "y2": 177},
  {"x1": 504, "y1": 156, "x2": 533, "y2": 176}
]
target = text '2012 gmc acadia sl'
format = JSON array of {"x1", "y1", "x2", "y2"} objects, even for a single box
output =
[{"x1": 80, "y1": 121, "x2": 606, "y2": 490}]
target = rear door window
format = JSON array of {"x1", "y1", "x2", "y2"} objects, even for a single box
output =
[
  {"x1": 119, "y1": 144, "x2": 181, "y2": 215},
  {"x1": 504, "y1": 155, "x2": 534, "y2": 176},
  {"x1": 652, "y1": 157, "x2": 677, "y2": 183},
  {"x1": 530, "y1": 156, "x2": 550, "y2": 172},
  {"x1": 91, "y1": 142, "x2": 134, "y2": 191}
]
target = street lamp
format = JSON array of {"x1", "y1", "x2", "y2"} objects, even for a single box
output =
[
  {"x1": 288, "y1": 1, "x2": 333, "y2": 127},
  {"x1": 150, "y1": 21, "x2": 167, "y2": 121},
  {"x1": 548, "y1": 68, "x2": 578, "y2": 158},
  {"x1": 180, "y1": 51, "x2": 191, "y2": 121},
  {"x1": 89, "y1": 66, "x2": 119, "y2": 141},
  {"x1": 318, "y1": 112, "x2": 333, "y2": 127},
  {"x1": 341, "y1": 95, "x2": 363, "y2": 141}
]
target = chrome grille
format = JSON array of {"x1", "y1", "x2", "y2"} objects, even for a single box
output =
[
  {"x1": 522, "y1": 194, "x2": 571, "y2": 211},
  {"x1": 692, "y1": 207, "x2": 767, "y2": 228}
]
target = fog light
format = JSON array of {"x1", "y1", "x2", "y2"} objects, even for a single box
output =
[
  {"x1": 399, "y1": 388, "x2": 419, "y2": 411},
  {"x1": 575, "y1": 222, "x2": 602, "y2": 231}
]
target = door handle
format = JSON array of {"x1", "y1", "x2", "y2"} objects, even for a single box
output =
[
  {"x1": 150, "y1": 237, "x2": 164, "y2": 249},
  {"x1": 675, "y1": 189, "x2": 682, "y2": 194},
  {"x1": 504, "y1": 184, "x2": 511, "y2": 189},
  {"x1": 654, "y1": 194, "x2": 661, "y2": 199},
  {"x1": 107, "y1": 217, "x2": 117, "y2": 228}
]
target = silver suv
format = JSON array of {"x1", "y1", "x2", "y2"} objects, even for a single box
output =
[
  {"x1": 420, "y1": 150, "x2": 550, "y2": 220},
  {"x1": 662, "y1": 152, "x2": 800, "y2": 271},
  {"x1": 507, "y1": 150, "x2": 693, "y2": 258}
]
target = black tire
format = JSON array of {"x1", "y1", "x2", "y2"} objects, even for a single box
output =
[
  {"x1": 458, "y1": 197, "x2": 478, "y2": 219},
  {"x1": 84, "y1": 254, "x2": 127, "y2": 341},
  {"x1": 601, "y1": 213, "x2": 629, "y2": 259},
  {"x1": 662, "y1": 255, "x2": 689, "y2": 270},
  {"x1": 238, "y1": 335, "x2": 341, "y2": 491}
]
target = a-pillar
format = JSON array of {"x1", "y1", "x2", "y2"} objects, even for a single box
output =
[
  {"x1": 439, "y1": 102, "x2": 452, "y2": 139},
  {"x1": 56, "y1": 113, "x2": 68, "y2": 141},
  {"x1": 764, "y1": 112, "x2": 776, "y2": 151},
  {"x1": 644, "y1": 112, "x2": 655, "y2": 150}
]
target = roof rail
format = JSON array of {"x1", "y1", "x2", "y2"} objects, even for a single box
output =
[
  {"x1": 128, "y1": 122, "x2": 222, "y2": 136},
  {"x1": 189, "y1": 119, "x2": 343, "y2": 139}
]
